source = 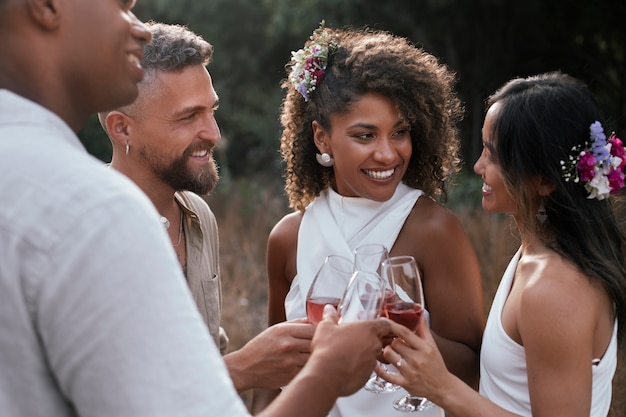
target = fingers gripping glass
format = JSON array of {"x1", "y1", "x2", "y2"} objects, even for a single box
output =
[{"x1": 381, "y1": 256, "x2": 434, "y2": 412}]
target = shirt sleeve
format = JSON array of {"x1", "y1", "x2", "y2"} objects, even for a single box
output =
[{"x1": 36, "y1": 190, "x2": 251, "y2": 417}]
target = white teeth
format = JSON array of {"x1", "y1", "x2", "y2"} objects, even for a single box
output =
[
  {"x1": 482, "y1": 183, "x2": 492, "y2": 192},
  {"x1": 365, "y1": 169, "x2": 394, "y2": 180},
  {"x1": 192, "y1": 150, "x2": 208, "y2": 157},
  {"x1": 127, "y1": 53, "x2": 140, "y2": 65}
]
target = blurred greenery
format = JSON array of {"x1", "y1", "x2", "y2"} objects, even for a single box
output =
[{"x1": 79, "y1": 0, "x2": 626, "y2": 191}]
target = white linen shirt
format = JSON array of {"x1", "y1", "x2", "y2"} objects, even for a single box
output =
[{"x1": 0, "y1": 90, "x2": 250, "y2": 417}]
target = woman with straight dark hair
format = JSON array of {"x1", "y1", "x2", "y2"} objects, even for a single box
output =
[{"x1": 380, "y1": 71, "x2": 626, "y2": 417}]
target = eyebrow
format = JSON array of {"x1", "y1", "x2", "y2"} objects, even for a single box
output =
[
  {"x1": 347, "y1": 120, "x2": 408, "y2": 130},
  {"x1": 170, "y1": 97, "x2": 220, "y2": 119}
]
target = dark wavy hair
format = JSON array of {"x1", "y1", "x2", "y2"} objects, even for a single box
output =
[
  {"x1": 486, "y1": 71, "x2": 626, "y2": 344},
  {"x1": 280, "y1": 26, "x2": 463, "y2": 212}
]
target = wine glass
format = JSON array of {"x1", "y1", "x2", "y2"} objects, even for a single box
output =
[
  {"x1": 354, "y1": 243, "x2": 389, "y2": 275},
  {"x1": 337, "y1": 269, "x2": 385, "y2": 323},
  {"x1": 381, "y1": 255, "x2": 433, "y2": 412},
  {"x1": 306, "y1": 255, "x2": 355, "y2": 325},
  {"x1": 354, "y1": 244, "x2": 401, "y2": 393}
]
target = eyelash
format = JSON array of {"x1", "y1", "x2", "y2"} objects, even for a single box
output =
[
  {"x1": 353, "y1": 128, "x2": 410, "y2": 141},
  {"x1": 180, "y1": 107, "x2": 218, "y2": 122}
]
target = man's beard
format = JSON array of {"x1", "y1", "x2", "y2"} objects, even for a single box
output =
[{"x1": 142, "y1": 146, "x2": 219, "y2": 195}]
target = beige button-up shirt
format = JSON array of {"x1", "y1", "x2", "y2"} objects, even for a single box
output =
[{"x1": 176, "y1": 191, "x2": 228, "y2": 354}]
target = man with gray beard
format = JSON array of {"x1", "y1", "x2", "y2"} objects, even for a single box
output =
[{"x1": 99, "y1": 21, "x2": 315, "y2": 394}]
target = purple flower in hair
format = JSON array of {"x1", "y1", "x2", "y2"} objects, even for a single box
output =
[
  {"x1": 288, "y1": 22, "x2": 337, "y2": 102},
  {"x1": 561, "y1": 121, "x2": 626, "y2": 199},
  {"x1": 577, "y1": 151, "x2": 596, "y2": 182}
]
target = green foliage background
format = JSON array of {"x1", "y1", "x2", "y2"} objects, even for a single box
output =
[{"x1": 79, "y1": 0, "x2": 626, "y2": 189}]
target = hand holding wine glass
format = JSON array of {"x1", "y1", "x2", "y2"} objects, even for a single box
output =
[
  {"x1": 306, "y1": 255, "x2": 354, "y2": 325},
  {"x1": 381, "y1": 255, "x2": 433, "y2": 412}
]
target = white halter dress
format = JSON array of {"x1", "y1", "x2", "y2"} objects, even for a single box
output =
[
  {"x1": 285, "y1": 183, "x2": 444, "y2": 417},
  {"x1": 480, "y1": 248, "x2": 618, "y2": 416}
]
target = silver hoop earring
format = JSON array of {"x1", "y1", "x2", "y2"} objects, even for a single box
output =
[
  {"x1": 125, "y1": 142, "x2": 130, "y2": 156},
  {"x1": 315, "y1": 152, "x2": 334, "y2": 167}
]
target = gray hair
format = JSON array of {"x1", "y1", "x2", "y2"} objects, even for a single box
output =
[{"x1": 99, "y1": 21, "x2": 213, "y2": 130}]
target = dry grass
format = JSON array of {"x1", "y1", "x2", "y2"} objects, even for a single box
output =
[{"x1": 207, "y1": 180, "x2": 625, "y2": 416}]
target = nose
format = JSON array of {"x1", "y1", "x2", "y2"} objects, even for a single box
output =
[
  {"x1": 199, "y1": 113, "x2": 221, "y2": 144},
  {"x1": 130, "y1": 13, "x2": 152, "y2": 47},
  {"x1": 373, "y1": 137, "x2": 396, "y2": 163}
]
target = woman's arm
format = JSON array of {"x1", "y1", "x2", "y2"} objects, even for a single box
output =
[{"x1": 380, "y1": 319, "x2": 520, "y2": 417}]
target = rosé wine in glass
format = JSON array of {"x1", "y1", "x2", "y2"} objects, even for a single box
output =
[
  {"x1": 305, "y1": 255, "x2": 354, "y2": 325},
  {"x1": 385, "y1": 301, "x2": 423, "y2": 331},
  {"x1": 381, "y1": 255, "x2": 434, "y2": 413},
  {"x1": 306, "y1": 296, "x2": 341, "y2": 325}
]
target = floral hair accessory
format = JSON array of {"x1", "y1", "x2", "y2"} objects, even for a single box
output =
[
  {"x1": 288, "y1": 22, "x2": 338, "y2": 102},
  {"x1": 560, "y1": 121, "x2": 626, "y2": 200}
]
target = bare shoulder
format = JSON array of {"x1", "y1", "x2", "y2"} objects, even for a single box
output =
[
  {"x1": 394, "y1": 194, "x2": 481, "y2": 288},
  {"x1": 267, "y1": 211, "x2": 303, "y2": 288},
  {"x1": 268, "y1": 211, "x2": 303, "y2": 247},
  {"x1": 522, "y1": 254, "x2": 603, "y2": 311},
  {"x1": 518, "y1": 253, "x2": 610, "y2": 340},
  {"x1": 396, "y1": 196, "x2": 470, "y2": 253}
]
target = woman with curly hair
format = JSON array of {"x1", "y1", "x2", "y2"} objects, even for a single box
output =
[{"x1": 254, "y1": 24, "x2": 485, "y2": 416}]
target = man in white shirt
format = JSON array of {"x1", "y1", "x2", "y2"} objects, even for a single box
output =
[{"x1": 0, "y1": 1, "x2": 391, "y2": 416}]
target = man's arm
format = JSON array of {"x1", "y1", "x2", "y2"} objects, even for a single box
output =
[
  {"x1": 259, "y1": 306, "x2": 391, "y2": 417},
  {"x1": 224, "y1": 319, "x2": 314, "y2": 392}
]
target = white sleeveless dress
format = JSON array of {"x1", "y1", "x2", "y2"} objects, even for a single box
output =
[
  {"x1": 480, "y1": 248, "x2": 618, "y2": 416},
  {"x1": 285, "y1": 183, "x2": 445, "y2": 417}
]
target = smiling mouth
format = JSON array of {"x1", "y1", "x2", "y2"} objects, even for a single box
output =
[
  {"x1": 364, "y1": 168, "x2": 394, "y2": 180},
  {"x1": 482, "y1": 183, "x2": 493, "y2": 192},
  {"x1": 127, "y1": 53, "x2": 141, "y2": 66},
  {"x1": 191, "y1": 149, "x2": 209, "y2": 158}
]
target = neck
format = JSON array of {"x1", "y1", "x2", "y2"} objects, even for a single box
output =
[{"x1": 110, "y1": 157, "x2": 178, "y2": 218}]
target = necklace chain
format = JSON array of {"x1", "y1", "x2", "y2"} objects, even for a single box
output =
[
  {"x1": 161, "y1": 210, "x2": 184, "y2": 247},
  {"x1": 172, "y1": 210, "x2": 184, "y2": 247}
]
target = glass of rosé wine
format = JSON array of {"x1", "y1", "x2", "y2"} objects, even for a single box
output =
[
  {"x1": 381, "y1": 255, "x2": 433, "y2": 412},
  {"x1": 305, "y1": 255, "x2": 354, "y2": 325},
  {"x1": 354, "y1": 243, "x2": 389, "y2": 275},
  {"x1": 354, "y1": 244, "x2": 401, "y2": 393},
  {"x1": 336, "y1": 269, "x2": 385, "y2": 323}
]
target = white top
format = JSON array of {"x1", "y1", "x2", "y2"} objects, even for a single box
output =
[
  {"x1": 0, "y1": 90, "x2": 250, "y2": 417},
  {"x1": 286, "y1": 184, "x2": 444, "y2": 417},
  {"x1": 480, "y1": 248, "x2": 618, "y2": 416}
]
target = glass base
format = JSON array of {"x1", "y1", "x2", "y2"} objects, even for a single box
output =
[
  {"x1": 363, "y1": 375, "x2": 401, "y2": 393},
  {"x1": 392, "y1": 395, "x2": 434, "y2": 412}
]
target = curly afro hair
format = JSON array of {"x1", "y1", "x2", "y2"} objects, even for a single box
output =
[{"x1": 280, "y1": 26, "x2": 464, "y2": 212}]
